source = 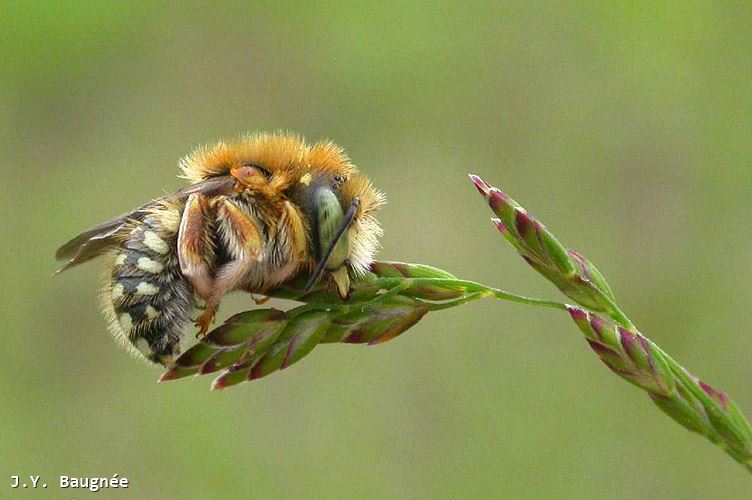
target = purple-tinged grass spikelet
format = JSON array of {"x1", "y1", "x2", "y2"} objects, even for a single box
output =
[
  {"x1": 568, "y1": 306, "x2": 673, "y2": 395},
  {"x1": 566, "y1": 305, "x2": 752, "y2": 468},
  {"x1": 472, "y1": 175, "x2": 616, "y2": 315}
]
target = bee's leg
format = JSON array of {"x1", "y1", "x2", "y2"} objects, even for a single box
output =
[
  {"x1": 194, "y1": 306, "x2": 217, "y2": 337},
  {"x1": 177, "y1": 193, "x2": 214, "y2": 300},
  {"x1": 193, "y1": 259, "x2": 250, "y2": 337},
  {"x1": 279, "y1": 200, "x2": 309, "y2": 262},
  {"x1": 194, "y1": 199, "x2": 264, "y2": 337}
]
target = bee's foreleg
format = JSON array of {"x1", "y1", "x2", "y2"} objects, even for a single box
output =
[
  {"x1": 280, "y1": 201, "x2": 309, "y2": 262},
  {"x1": 193, "y1": 199, "x2": 264, "y2": 337},
  {"x1": 177, "y1": 193, "x2": 214, "y2": 300}
]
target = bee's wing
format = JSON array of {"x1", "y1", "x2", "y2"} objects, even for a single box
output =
[
  {"x1": 54, "y1": 176, "x2": 235, "y2": 274},
  {"x1": 54, "y1": 219, "x2": 128, "y2": 272}
]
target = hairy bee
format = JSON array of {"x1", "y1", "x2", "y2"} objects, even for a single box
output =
[{"x1": 55, "y1": 132, "x2": 384, "y2": 365}]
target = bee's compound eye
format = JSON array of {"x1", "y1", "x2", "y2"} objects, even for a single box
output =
[{"x1": 333, "y1": 174, "x2": 346, "y2": 187}]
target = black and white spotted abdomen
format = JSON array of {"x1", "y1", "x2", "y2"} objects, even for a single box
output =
[{"x1": 103, "y1": 215, "x2": 192, "y2": 365}]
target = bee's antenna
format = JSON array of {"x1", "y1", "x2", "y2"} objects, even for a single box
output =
[{"x1": 304, "y1": 197, "x2": 360, "y2": 293}]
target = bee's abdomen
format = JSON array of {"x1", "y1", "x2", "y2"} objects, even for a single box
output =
[{"x1": 104, "y1": 217, "x2": 192, "y2": 365}]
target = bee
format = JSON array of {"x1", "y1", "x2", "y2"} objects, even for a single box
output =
[{"x1": 55, "y1": 132, "x2": 384, "y2": 365}]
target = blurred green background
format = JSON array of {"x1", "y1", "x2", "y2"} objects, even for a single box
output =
[{"x1": 2, "y1": 1, "x2": 752, "y2": 498}]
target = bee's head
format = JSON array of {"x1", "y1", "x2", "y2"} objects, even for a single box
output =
[{"x1": 180, "y1": 132, "x2": 385, "y2": 294}]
